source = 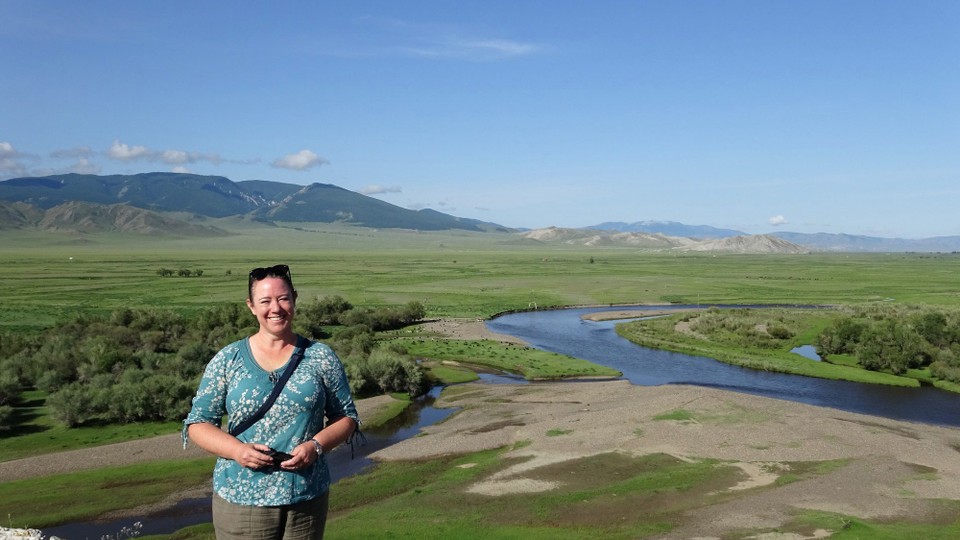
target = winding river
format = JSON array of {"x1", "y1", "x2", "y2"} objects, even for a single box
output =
[{"x1": 486, "y1": 305, "x2": 960, "y2": 428}]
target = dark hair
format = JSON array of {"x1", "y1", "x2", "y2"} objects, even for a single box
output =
[{"x1": 248, "y1": 264, "x2": 295, "y2": 300}]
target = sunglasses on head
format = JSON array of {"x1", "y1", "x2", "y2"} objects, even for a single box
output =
[{"x1": 248, "y1": 264, "x2": 291, "y2": 281}]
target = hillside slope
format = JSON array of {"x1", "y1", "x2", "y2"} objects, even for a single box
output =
[
  {"x1": 0, "y1": 200, "x2": 228, "y2": 235},
  {"x1": 521, "y1": 227, "x2": 807, "y2": 254},
  {"x1": 0, "y1": 173, "x2": 508, "y2": 232}
]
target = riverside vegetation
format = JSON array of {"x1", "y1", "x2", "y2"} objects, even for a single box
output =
[
  {"x1": 2, "y1": 225, "x2": 960, "y2": 537},
  {"x1": 616, "y1": 304, "x2": 960, "y2": 392}
]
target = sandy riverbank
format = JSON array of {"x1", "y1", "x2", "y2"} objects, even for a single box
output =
[{"x1": 371, "y1": 378, "x2": 960, "y2": 538}]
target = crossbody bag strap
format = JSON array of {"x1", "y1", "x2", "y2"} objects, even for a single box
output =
[{"x1": 229, "y1": 337, "x2": 307, "y2": 437}]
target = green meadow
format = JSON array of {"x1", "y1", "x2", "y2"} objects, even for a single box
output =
[
  {"x1": 4, "y1": 224, "x2": 960, "y2": 333},
  {"x1": 4, "y1": 224, "x2": 960, "y2": 537}
]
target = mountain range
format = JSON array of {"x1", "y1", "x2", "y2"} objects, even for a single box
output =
[
  {"x1": 1, "y1": 173, "x2": 957, "y2": 253},
  {"x1": 0, "y1": 172, "x2": 508, "y2": 233},
  {"x1": 588, "y1": 221, "x2": 960, "y2": 253}
]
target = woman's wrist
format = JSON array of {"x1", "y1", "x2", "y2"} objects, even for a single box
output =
[{"x1": 309, "y1": 438, "x2": 324, "y2": 457}]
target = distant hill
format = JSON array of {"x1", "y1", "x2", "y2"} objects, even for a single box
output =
[
  {"x1": 682, "y1": 234, "x2": 810, "y2": 254},
  {"x1": 521, "y1": 226, "x2": 699, "y2": 249},
  {"x1": 521, "y1": 227, "x2": 808, "y2": 254},
  {"x1": 0, "y1": 173, "x2": 510, "y2": 232},
  {"x1": 0, "y1": 201, "x2": 44, "y2": 229},
  {"x1": 0, "y1": 200, "x2": 228, "y2": 235},
  {"x1": 770, "y1": 232, "x2": 960, "y2": 253},
  {"x1": 592, "y1": 221, "x2": 960, "y2": 253},
  {"x1": 589, "y1": 220, "x2": 745, "y2": 239}
]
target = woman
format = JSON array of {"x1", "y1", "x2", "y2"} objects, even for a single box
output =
[{"x1": 183, "y1": 264, "x2": 359, "y2": 540}]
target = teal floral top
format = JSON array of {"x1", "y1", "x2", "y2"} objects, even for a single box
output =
[{"x1": 183, "y1": 337, "x2": 359, "y2": 506}]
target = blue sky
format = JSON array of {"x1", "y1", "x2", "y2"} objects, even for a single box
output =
[{"x1": 2, "y1": 1, "x2": 957, "y2": 238}]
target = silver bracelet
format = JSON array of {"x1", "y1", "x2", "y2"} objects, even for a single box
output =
[{"x1": 309, "y1": 438, "x2": 324, "y2": 457}]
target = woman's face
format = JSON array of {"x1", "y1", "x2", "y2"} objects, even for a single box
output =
[{"x1": 246, "y1": 276, "x2": 297, "y2": 335}]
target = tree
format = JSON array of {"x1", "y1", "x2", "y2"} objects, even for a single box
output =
[
  {"x1": 817, "y1": 317, "x2": 867, "y2": 356},
  {"x1": 856, "y1": 320, "x2": 926, "y2": 375},
  {"x1": 913, "y1": 312, "x2": 949, "y2": 348}
]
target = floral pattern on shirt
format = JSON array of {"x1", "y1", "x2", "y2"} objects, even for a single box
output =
[{"x1": 183, "y1": 337, "x2": 359, "y2": 506}]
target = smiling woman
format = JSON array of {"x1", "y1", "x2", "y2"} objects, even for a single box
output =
[{"x1": 183, "y1": 263, "x2": 361, "y2": 540}]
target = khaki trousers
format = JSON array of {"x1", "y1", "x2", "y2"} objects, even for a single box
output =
[{"x1": 212, "y1": 491, "x2": 330, "y2": 540}]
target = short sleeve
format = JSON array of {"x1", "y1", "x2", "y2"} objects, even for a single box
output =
[
  {"x1": 182, "y1": 348, "x2": 230, "y2": 448},
  {"x1": 315, "y1": 344, "x2": 360, "y2": 427}
]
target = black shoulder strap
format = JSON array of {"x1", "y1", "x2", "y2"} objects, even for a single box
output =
[{"x1": 230, "y1": 337, "x2": 307, "y2": 437}]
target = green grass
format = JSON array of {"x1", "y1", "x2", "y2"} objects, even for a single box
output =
[
  {"x1": 360, "y1": 394, "x2": 413, "y2": 428},
  {"x1": 400, "y1": 338, "x2": 621, "y2": 380},
  {"x1": 653, "y1": 409, "x2": 697, "y2": 423},
  {"x1": 0, "y1": 458, "x2": 214, "y2": 528},
  {"x1": 772, "y1": 508, "x2": 960, "y2": 539},
  {"x1": 320, "y1": 450, "x2": 741, "y2": 539},
  {"x1": 4, "y1": 226, "x2": 960, "y2": 332},
  {"x1": 422, "y1": 361, "x2": 482, "y2": 384}
]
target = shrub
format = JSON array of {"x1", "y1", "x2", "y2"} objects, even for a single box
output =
[
  {"x1": 342, "y1": 347, "x2": 427, "y2": 398},
  {"x1": 365, "y1": 348, "x2": 427, "y2": 396},
  {"x1": 47, "y1": 383, "x2": 102, "y2": 427},
  {"x1": 768, "y1": 325, "x2": 793, "y2": 340}
]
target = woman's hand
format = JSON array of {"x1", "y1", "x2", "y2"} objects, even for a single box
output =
[
  {"x1": 233, "y1": 443, "x2": 279, "y2": 470},
  {"x1": 278, "y1": 440, "x2": 321, "y2": 470}
]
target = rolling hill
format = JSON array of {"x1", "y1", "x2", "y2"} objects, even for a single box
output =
[
  {"x1": 0, "y1": 200, "x2": 228, "y2": 236},
  {"x1": 0, "y1": 173, "x2": 509, "y2": 232},
  {"x1": 521, "y1": 227, "x2": 808, "y2": 253}
]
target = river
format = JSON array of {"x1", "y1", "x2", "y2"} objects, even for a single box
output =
[{"x1": 486, "y1": 304, "x2": 960, "y2": 428}]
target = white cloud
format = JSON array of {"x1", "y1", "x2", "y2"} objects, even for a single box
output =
[
  {"x1": 162, "y1": 150, "x2": 190, "y2": 164},
  {"x1": 356, "y1": 17, "x2": 543, "y2": 62},
  {"x1": 463, "y1": 39, "x2": 540, "y2": 57},
  {"x1": 0, "y1": 142, "x2": 18, "y2": 158},
  {"x1": 360, "y1": 184, "x2": 402, "y2": 195},
  {"x1": 70, "y1": 157, "x2": 101, "y2": 174},
  {"x1": 404, "y1": 37, "x2": 541, "y2": 61},
  {"x1": 0, "y1": 142, "x2": 33, "y2": 178},
  {"x1": 271, "y1": 149, "x2": 329, "y2": 171},
  {"x1": 105, "y1": 140, "x2": 224, "y2": 166},
  {"x1": 171, "y1": 165, "x2": 190, "y2": 174},
  {"x1": 768, "y1": 215, "x2": 788, "y2": 226},
  {"x1": 0, "y1": 157, "x2": 28, "y2": 178},
  {"x1": 408, "y1": 199, "x2": 455, "y2": 212},
  {"x1": 107, "y1": 140, "x2": 151, "y2": 160}
]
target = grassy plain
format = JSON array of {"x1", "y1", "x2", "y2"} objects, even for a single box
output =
[
  {"x1": 3, "y1": 224, "x2": 960, "y2": 333},
  {"x1": 5, "y1": 224, "x2": 960, "y2": 537}
]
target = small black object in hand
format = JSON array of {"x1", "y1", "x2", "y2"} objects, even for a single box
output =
[{"x1": 263, "y1": 448, "x2": 294, "y2": 468}]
